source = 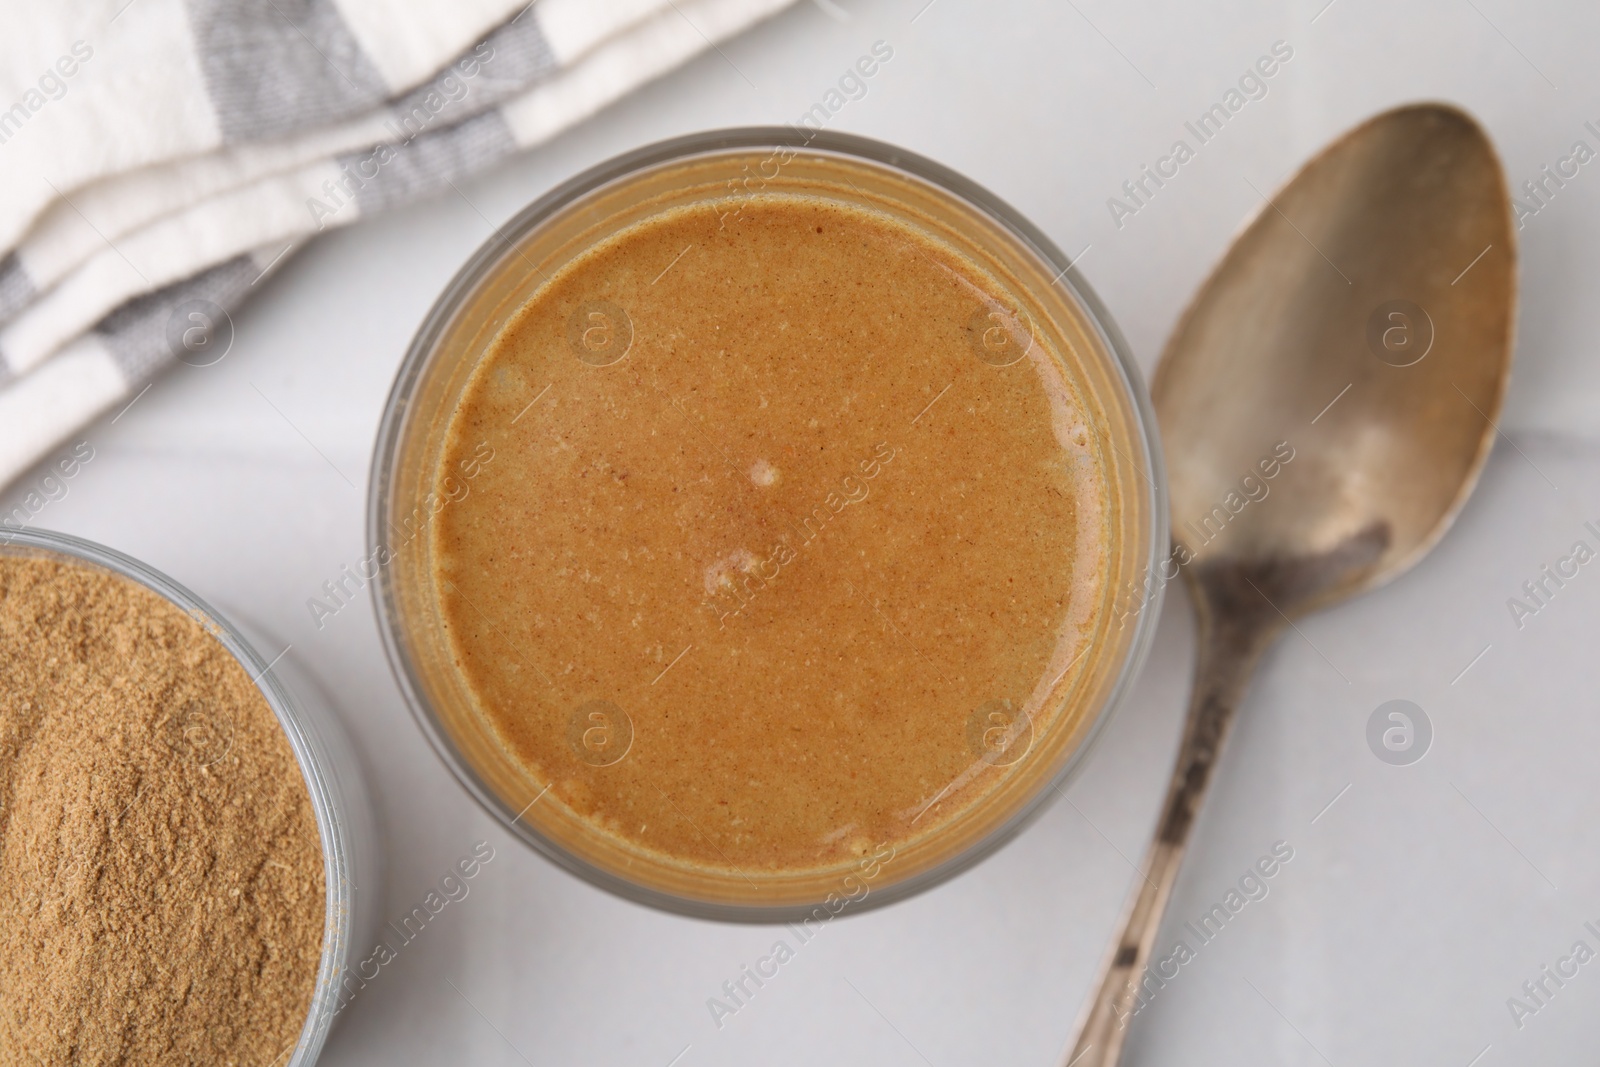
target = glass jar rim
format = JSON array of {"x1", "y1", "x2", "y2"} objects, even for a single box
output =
[{"x1": 368, "y1": 127, "x2": 1170, "y2": 922}]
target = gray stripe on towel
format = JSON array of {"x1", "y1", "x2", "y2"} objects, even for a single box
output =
[
  {"x1": 0, "y1": 253, "x2": 35, "y2": 326},
  {"x1": 341, "y1": 109, "x2": 517, "y2": 216},
  {"x1": 389, "y1": 9, "x2": 557, "y2": 130},
  {"x1": 94, "y1": 255, "x2": 258, "y2": 384},
  {"x1": 188, "y1": 0, "x2": 389, "y2": 142}
]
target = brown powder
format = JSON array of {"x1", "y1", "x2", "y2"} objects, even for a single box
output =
[{"x1": 0, "y1": 554, "x2": 325, "y2": 1066}]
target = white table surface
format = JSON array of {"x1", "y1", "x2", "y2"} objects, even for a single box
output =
[{"x1": 9, "y1": 1, "x2": 1600, "y2": 1063}]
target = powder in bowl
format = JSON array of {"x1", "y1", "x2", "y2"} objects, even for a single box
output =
[{"x1": 0, "y1": 554, "x2": 324, "y2": 1065}]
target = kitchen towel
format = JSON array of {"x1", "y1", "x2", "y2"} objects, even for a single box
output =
[{"x1": 0, "y1": 0, "x2": 795, "y2": 491}]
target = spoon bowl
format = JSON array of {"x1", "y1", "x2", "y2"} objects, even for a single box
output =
[
  {"x1": 1064, "y1": 102, "x2": 1515, "y2": 1066},
  {"x1": 1156, "y1": 103, "x2": 1515, "y2": 605}
]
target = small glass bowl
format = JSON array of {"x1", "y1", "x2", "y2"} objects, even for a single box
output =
[
  {"x1": 0, "y1": 528, "x2": 378, "y2": 1065},
  {"x1": 370, "y1": 128, "x2": 1168, "y2": 921}
]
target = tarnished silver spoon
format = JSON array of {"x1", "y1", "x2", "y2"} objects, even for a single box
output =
[{"x1": 1064, "y1": 102, "x2": 1516, "y2": 1066}]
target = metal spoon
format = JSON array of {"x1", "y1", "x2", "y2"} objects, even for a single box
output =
[{"x1": 1063, "y1": 102, "x2": 1516, "y2": 1066}]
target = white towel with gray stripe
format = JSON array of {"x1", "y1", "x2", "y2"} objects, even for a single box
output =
[{"x1": 0, "y1": 0, "x2": 795, "y2": 490}]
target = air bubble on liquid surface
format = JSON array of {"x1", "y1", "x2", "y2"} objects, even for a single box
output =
[
  {"x1": 704, "y1": 548, "x2": 759, "y2": 594},
  {"x1": 750, "y1": 459, "x2": 779, "y2": 487}
]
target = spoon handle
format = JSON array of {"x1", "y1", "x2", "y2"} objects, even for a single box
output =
[{"x1": 1062, "y1": 595, "x2": 1279, "y2": 1067}]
